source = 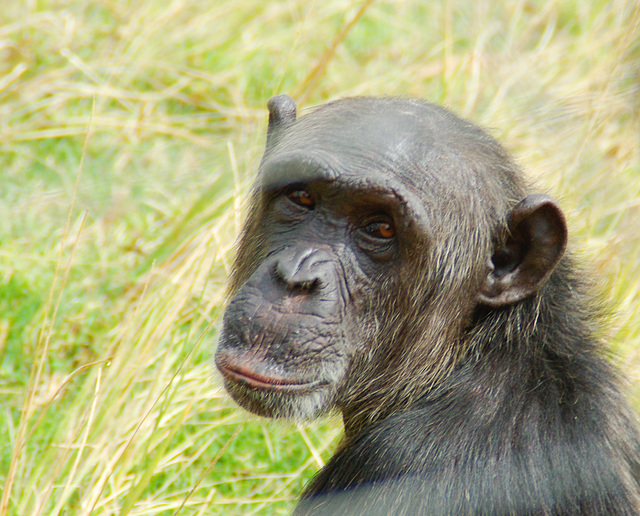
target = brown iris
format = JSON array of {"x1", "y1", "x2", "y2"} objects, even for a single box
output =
[
  {"x1": 366, "y1": 220, "x2": 395, "y2": 239},
  {"x1": 287, "y1": 189, "x2": 314, "y2": 208}
]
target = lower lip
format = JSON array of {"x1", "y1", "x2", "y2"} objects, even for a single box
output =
[{"x1": 218, "y1": 363, "x2": 321, "y2": 393}]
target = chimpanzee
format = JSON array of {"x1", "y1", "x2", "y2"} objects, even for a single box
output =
[{"x1": 214, "y1": 94, "x2": 640, "y2": 515}]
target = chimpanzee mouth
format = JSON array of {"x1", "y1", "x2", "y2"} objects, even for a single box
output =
[{"x1": 217, "y1": 362, "x2": 324, "y2": 394}]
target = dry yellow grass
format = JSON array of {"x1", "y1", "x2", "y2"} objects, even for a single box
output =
[{"x1": 0, "y1": 0, "x2": 638, "y2": 514}]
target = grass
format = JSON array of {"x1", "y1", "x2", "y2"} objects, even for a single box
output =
[{"x1": 0, "y1": 0, "x2": 638, "y2": 514}]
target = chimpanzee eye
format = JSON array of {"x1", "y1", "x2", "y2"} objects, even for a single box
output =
[
  {"x1": 287, "y1": 188, "x2": 315, "y2": 209},
  {"x1": 364, "y1": 219, "x2": 395, "y2": 239}
]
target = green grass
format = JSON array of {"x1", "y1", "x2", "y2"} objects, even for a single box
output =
[{"x1": 0, "y1": 0, "x2": 638, "y2": 514}]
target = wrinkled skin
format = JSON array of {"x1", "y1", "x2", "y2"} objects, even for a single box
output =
[
  {"x1": 215, "y1": 95, "x2": 640, "y2": 515},
  {"x1": 216, "y1": 96, "x2": 522, "y2": 423}
]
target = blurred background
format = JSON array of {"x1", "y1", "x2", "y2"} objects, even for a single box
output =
[{"x1": 0, "y1": 0, "x2": 638, "y2": 514}]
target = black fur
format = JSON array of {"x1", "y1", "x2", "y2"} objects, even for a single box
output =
[
  {"x1": 215, "y1": 95, "x2": 640, "y2": 515},
  {"x1": 297, "y1": 259, "x2": 640, "y2": 514}
]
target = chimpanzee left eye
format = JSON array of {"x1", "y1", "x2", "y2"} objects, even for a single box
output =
[{"x1": 364, "y1": 219, "x2": 395, "y2": 239}]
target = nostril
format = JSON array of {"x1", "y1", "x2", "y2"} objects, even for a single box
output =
[
  {"x1": 272, "y1": 261, "x2": 321, "y2": 292},
  {"x1": 291, "y1": 278, "x2": 321, "y2": 292}
]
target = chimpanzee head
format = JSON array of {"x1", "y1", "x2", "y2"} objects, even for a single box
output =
[{"x1": 215, "y1": 95, "x2": 566, "y2": 424}]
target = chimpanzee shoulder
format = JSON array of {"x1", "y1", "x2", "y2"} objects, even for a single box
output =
[
  {"x1": 297, "y1": 257, "x2": 640, "y2": 514},
  {"x1": 299, "y1": 369, "x2": 640, "y2": 515}
]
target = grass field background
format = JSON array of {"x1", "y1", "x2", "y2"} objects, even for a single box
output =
[{"x1": 0, "y1": 0, "x2": 638, "y2": 514}]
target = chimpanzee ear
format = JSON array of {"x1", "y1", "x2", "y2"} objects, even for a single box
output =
[
  {"x1": 265, "y1": 94, "x2": 297, "y2": 152},
  {"x1": 478, "y1": 194, "x2": 567, "y2": 307}
]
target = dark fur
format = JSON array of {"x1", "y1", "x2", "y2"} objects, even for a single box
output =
[{"x1": 215, "y1": 96, "x2": 640, "y2": 515}]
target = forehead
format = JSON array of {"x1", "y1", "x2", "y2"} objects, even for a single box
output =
[
  {"x1": 293, "y1": 99, "x2": 435, "y2": 151},
  {"x1": 261, "y1": 99, "x2": 449, "y2": 194},
  {"x1": 267, "y1": 99, "x2": 438, "y2": 172},
  {"x1": 258, "y1": 97, "x2": 522, "y2": 229}
]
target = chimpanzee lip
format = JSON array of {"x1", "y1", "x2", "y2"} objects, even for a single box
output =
[{"x1": 218, "y1": 361, "x2": 323, "y2": 393}]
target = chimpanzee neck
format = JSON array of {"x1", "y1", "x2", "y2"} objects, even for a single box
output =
[
  {"x1": 342, "y1": 256, "x2": 606, "y2": 441},
  {"x1": 466, "y1": 256, "x2": 600, "y2": 364}
]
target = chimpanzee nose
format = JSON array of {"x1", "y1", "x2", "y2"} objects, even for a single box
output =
[{"x1": 273, "y1": 247, "x2": 325, "y2": 291}]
